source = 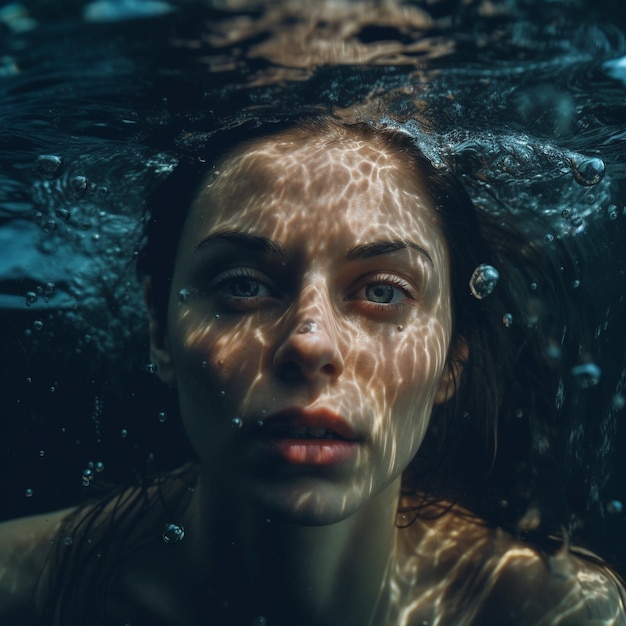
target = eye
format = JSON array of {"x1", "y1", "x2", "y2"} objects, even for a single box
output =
[
  {"x1": 364, "y1": 283, "x2": 400, "y2": 304},
  {"x1": 211, "y1": 269, "x2": 274, "y2": 302},
  {"x1": 349, "y1": 274, "x2": 417, "y2": 311}
]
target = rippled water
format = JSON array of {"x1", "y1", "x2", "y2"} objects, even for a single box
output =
[{"x1": 1, "y1": 0, "x2": 626, "y2": 571}]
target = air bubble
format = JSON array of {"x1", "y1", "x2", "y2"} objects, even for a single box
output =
[
  {"x1": 39, "y1": 450, "x2": 45, "y2": 457},
  {"x1": 608, "y1": 204, "x2": 619, "y2": 220},
  {"x1": 571, "y1": 279, "x2": 580, "y2": 289},
  {"x1": 145, "y1": 363, "x2": 158, "y2": 374},
  {"x1": 162, "y1": 522, "x2": 185, "y2": 544},
  {"x1": 82, "y1": 468, "x2": 93, "y2": 486},
  {"x1": 158, "y1": 411, "x2": 168, "y2": 423},
  {"x1": 62, "y1": 536, "x2": 73, "y2": 546},
  {"x1": 35, "y1": 154, "x2": 64, "y2": 179},
  {"x1": 252, "y1": 617, "x2": 268, "y2": 626},
  {"x1": 502, "y1": 313, "x2": 513, "y2": 327},
  {"x1": 569, "y1": 156, "x2": 605, "y2": 186},
  {"x1": 44, "y1": 282, "x2": 55, "y2": 297},
  {"x1": 178, "y1": 288, "x2": 192, "y2": 303},
  {"x1": 612, "y1": 394, "x2": 625, "y2": 411},
  {"x1": 571, "y1": 363, "x2": 601, "y2": 388},
  {"x1": 25, "y1": 488, "x2": 33, "y2": 497},
  {"x1": 231, "y1": 418, "x2": 243, "y2": 429},
  {"x1": 55, "y1": 208, "x2": 71, "y2": 222},
  {"x1": 70, "y1": 176, "x2": 89, "y2": 197},
  {"x1": 120, "y1": 428, "x2": 128, "y2": 439},
  {"x1": 469, "y1": 264, "x2": 499, "y2": 299},
  {"x1": 215, "y1": 314, "x2": 220, "y2": 320},
  {"x1": 25, "y1": 291, "x2": 38, "y2": 306},
  {"x1": 543, "y1": 234, "x2": 554, "y2": 244},
  {"x1": 33, "y1": 320, "x2": 44, "y2": 331},
  {"x1": 219, "y1": 390, "x2": 226, "y2": 397},
  {"x1": 606, "y1": 500, "x2": 624, "y2": 515}
]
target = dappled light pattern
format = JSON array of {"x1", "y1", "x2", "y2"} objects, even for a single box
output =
[{"x1": 154, "y1": 121, "x2": 454, "y2": 525}]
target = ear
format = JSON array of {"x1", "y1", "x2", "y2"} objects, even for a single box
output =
[
  {"x1": 433, "y1": 336, "x2": 469, "y2": 405},
  {"x1": 143, "y1": 277, "x2": 176, "y2": 386}
]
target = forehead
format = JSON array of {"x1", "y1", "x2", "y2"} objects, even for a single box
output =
[{"x1": 187, "y1": 130, "x2": 441, "y2": 246}]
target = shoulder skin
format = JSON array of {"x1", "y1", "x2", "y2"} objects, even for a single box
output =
[{"x1": 0, "y1": 507, "x2": 75, "y2": 625}]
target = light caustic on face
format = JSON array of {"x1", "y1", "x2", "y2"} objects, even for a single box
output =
[{"x1": 150, "y1": 126, "x2": 460, "y2": 524}]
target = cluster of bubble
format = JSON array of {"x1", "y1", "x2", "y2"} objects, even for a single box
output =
[
  {"x1": 81, "y1": 460, "x2": 105, "y2": 486},
  {"x1": 24, "y1": 282, "x2": 56, "y2": 307}
]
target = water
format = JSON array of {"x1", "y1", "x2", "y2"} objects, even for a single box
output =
[{"x1": 1, "y1": 0, "x2": 626, "y2": 574}]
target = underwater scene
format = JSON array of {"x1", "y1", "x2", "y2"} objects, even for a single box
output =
[{"x1": 1, "y1": 0, "x2": 626, "y2": 621}]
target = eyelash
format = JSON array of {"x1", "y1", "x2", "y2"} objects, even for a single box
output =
[{"x1": 210, "y1": 268, "x2": 275, "y2": 302}]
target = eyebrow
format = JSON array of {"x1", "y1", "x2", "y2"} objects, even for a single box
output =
[
  {"x1": 195, "y1": 231, "x2": 287, "y2": 258},
  {"x1": 196, "y1": 231, "x2": 433, "y2": 266},
  {"x1": 346, "y1": 240, "x2": 434, "y2": 265}
]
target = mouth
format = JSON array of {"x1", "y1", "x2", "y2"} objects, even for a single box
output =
[{"x1": 254, "y1": 407, "x2": 360, "y2": 466}]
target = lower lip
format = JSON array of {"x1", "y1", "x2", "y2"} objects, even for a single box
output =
[{"x1": 258, "y1": 437, "x2": 358, "y2": 466}]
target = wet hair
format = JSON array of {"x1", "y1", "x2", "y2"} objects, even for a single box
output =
[{"x1": 43, "y1": 115, "x2": 588, "y2": 624}]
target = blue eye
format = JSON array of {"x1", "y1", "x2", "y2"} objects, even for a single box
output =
[{"x1": 365, "y1": 283, "x2": 397, "y2": 304}]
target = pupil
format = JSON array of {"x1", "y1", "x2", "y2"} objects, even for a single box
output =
[
  {"x1": 232, "y1": 279, "x2": 258, "y2": 297},
  {"x1": 366, "y1": 284, "x2": 393, "y2": 303}
]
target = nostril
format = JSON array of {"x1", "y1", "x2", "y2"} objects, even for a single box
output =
[{"x1": 321, "y1": 363, "x2": 337, "y2": 376}]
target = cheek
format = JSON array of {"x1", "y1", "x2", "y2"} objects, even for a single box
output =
[{"x1": 170, "y1": 312, "x2": 269, "y2": 415}]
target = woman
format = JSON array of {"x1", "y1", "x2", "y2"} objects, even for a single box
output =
[{"x1": 1, "y1": 116, "x2": 624, "y2": 625}]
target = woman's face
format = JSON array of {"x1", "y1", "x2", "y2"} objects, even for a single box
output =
[{"x1": 149, "y1": 130, "x2": 460, "y2": 524}]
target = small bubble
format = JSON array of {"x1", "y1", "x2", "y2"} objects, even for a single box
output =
[
  {"x1": 55, "y1": 208, "x2": 71, "y2": 222},
  {"x1": 62, "y1": 536, "x2": 73, "y2": 546},
  {"x1": 35, "y1": 154, "x2": 64, "y2": 179},
  {"x1": 95, "y1": 461, "x2": 105, "y2": 472},
  {"x1": 530, "y1": 282, "x2": 538, "y2": 291},
  {"x1": 612, "y1": 394, "x2": 625, "y2": 411},
  {"x1": 570, "y1": 156, "x2": 605, "y2": 186},
  {"x1": 70, "y1": 176, "x2": 88, "y2": 196},
  {"x1": 252, "y1": 617, "x2": 268, "y2": 626},
  {"x1": 33, "y1": 320, "x2": 44, "y2": 331},
  {"x1": 158, "y1": 411, "x2": 168, "y2": 423},
  {"x1": 469, "y1": 264, "x2": 499, "y2": 299},
  {"x1": 43, "y1": 282, "x2": 56, "y2": 297},
  {"x1": 162, "y1": 522, "x2": 185, "y2": 544},
  {"x1": 25, "y1": 488, "x2": 33, "y2": 498},
  {"x1": 606, "y1": 500, "x2": 624, "y2": 515},
  {"x1": 231, "y1": 418, "x2": 243, "y2": 429},
  {"x1": 608, "y1": 204, "x2": 619, "y2": 220},
  {"x1": 571, "y1": 362, "x2": 601, "y2": 388},
  {"x1": 177, "y1": 288, "x2": 192, "y2": 303},
  {"x1": 561, "y1": 209, "x2": 571, "y2": 219},
  {"x1": 26, "y1": 377, "x2": 32, "y2": 383},
  {"x1": 397, "y1": 325, "x2": 404, "y2": 332},
  {"x1": 120, "y1": 428, "x2": 128, "y2": 439},
  {"x1": 219, "y1": 390, "x2": 226, "y2": 397},
  {"x1": 502, "y1": 313, "x2": 513, "y2": 327},
  {"x1": 201, "y1": 360, "x2": 208, "y2": 368},
  {"x1": 515, "y1": 408, "x2": 524, "y2": 418},
  {"x1": 39, "y1": 450, "x2": 45, "y2": 457},
  {"x1": 49, "y1": 386, "x2": 56, "y2": 393},
  {"x1": 256, "y1": 420, "x2": 264, "y2": 427},
  {"x1": 571, "y1": 279, "x2": 581, "y2": 289},
  {"x1": 215, "y1": 314, "x2": 220, "y2": 320},
  {"x1": 25, "y1": 291, "x2": 38, "y2": 306},
  {"x1": 144, "y1": 363, "x2": 158, "y2": 374},
  {"x1": 543, "y1": 234, "x2": 554, "y2": 244}
]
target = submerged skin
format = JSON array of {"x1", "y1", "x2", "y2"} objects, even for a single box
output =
[{"x1": 1, "y1": 126, "x2": 625, "y2": 625}]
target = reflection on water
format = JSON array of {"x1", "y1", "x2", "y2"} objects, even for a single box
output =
[{"x1": 1, "y1": 0, "x2": 625, "y2": 588}]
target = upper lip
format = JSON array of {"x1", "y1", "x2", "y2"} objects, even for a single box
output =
[{"x1": 259, "y1": 407, "x2": 360, "y2": 441}]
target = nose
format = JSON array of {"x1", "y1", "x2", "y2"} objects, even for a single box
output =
[{"x1": 273, "y1": 304, "x2": 345, "y2": 383}]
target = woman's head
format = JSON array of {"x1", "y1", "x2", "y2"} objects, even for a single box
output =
[{"x1": 137, "y1": 117, "x2": 542, "y2": 524}]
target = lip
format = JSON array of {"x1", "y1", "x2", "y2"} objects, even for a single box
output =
[
  {"x1": 259, "y1": 407, "x2": 360, "y2": 441},
  {"x1": 255, "y1": 407, "x2": 361, "y2": 466}
]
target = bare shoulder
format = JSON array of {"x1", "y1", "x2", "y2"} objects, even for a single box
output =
[
  {"x1": 470, "y1": 535, "x2": 626, "y2": 625},
  {"x1": 0, "y1": 507, "x2": 76, "y2": 624},
  {"x1": 400, "y1": 507, "x2": 626, "y2": 626}
]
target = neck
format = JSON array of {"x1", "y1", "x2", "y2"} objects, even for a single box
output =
[{"x1": 183, "y1": 472, "x2": 402, "y2": 626}]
